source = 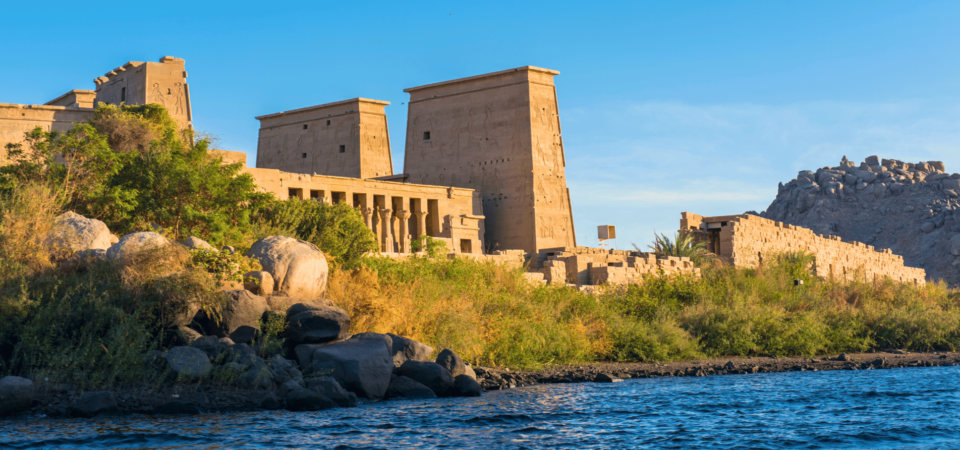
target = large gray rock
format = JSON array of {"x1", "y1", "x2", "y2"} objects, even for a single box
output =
[
  {"x1": 436, "y1": 348, "x2": 466, "y2": 377},
  {"x1": 106, "y1": 232, "x2": 169, "y2": 261},
  {"x1": 182, "y1": 236, "x2": 215, "y2": 251},
  {"x1": 70, "y1": 391, "x2": 119, "y2": 418},
  {"x1": 285, "y1": 388, "x2": 337, "y2": 411},
  {"x1": 398, "y1": 360, "x2": 453, "y2": 397},
  {"x1": 307, "y1": 337, "x2": 394, "y2": 399},
  {"x1": 385, "y1": 375, "x2": 437, "y2": 399},
  {"x1": 215, "y1": 290, "x2": 269, "y2": 344},
  {"x1": 46, "y1": 211, "x2": 114, "y2": 253},
  {"x1": 0, "y1": 376, "x2": 34, "y2": 417},
  {"x1": 387, "y1": 333, "x2": 433, "y2": 367},
  {"x1": 305, "y1": 376, "x2": 356, "y2": 407},
  {"x1": 452, "y1": 374, "x2": 483, "y2": 397},
  {"x1": 244, "y1": 271, "x2": 274, "y2": 296},
  {"x1": 268, "y1": 355, "x2": 303, "y2": 385},
  {"x1": 288, "y1": 304, "x2": 350, "y2": 344},
  {"x1": 246, "y1": 236, "x2": 329, "y2": 299},
  {"x1": 165, "y1": 346, "x2": 212, "y2": 378},
  {"x1": 191, "y1": 336, "x2": 233, "y2": 358},
  {"x1": 943, "y1": 178, "x2": 960, "y2": 192}
]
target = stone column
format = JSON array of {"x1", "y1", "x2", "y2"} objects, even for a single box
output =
[
  {"x1": 377, "y1": 208, "x2": 393, "y2": 252},
  {"x1": 361, "y1": 207, "x2": 374, "y2": 233},
  {"x1": 396, "y1": 210, "x2": 412, "y2": 253},
  {"x1": 414, "y1": 210, "x2": 428, "y2": 239}
]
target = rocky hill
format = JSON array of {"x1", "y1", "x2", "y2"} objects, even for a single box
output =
[{"x1": 758, "y1": 156, "x2": 960, "y2": 285}]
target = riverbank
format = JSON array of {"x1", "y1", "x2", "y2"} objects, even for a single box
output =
[{"x1": 474, "y1": 351, "x2": 960, "y2": 389}]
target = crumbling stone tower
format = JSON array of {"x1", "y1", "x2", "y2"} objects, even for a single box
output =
[
  {"x1": 402, "y1": 66, "x2": 577, "y2": 253},
  {"x1": 255, "y1": 98, "x2": 394, "y2": 179},
  {"x1": 93, "y1": 56, "x2": 192, "y2": 128}
]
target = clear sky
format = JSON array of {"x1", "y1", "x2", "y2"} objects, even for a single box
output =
[{"x1": 2, "y1": 1, "x2": 958, "y2": 249}]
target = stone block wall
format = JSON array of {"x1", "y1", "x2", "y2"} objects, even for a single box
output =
[
  {"x1": 536, "y1": 246, "x2": 700, "y2": 286},
  {"x1": 681, "y1": 212, "x2": 926, "y2": 285}
]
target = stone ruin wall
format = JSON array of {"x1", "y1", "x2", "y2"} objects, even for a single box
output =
[
  {"x1": 0, "y1": 104, "x2": 94, "y2": 165},
  {"x1": 534, "y1": 247, "x2": 700, "y2": 287},
  {"x1": 681, "y1": 213, "x2": 927, "y2": 285},
  {"x1": 402, "y1": 66, "x2": 576, "y2": 254},
  {"x1": 255, "y1": 98, "x2": 393, "y2": 179}
]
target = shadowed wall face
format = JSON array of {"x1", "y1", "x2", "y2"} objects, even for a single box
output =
[
  {"x1": 402, "y1": 66, "x2": 576, "y2": 254},
  {"x1": 255, "y1": 98, "x2": 393, "y2": 179}
]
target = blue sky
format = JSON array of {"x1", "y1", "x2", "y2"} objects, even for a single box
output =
[{"x1": 2, "y1": 1, "x2": 958, "y2": 248}]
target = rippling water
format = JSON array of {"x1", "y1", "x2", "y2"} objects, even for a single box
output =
[{"x1": 3, "y1": 366, "x2": 960, "y2": 449}]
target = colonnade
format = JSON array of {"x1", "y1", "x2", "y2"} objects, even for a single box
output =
[{"x1": 361, "y1": 205, "x2": 432, "y2": 253}]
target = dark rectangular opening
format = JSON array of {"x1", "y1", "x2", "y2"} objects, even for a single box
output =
[
  {"x1": 303, "y1": 124, "x2": 308, "y2": 129},
  {"x1": 331, "y1": 192, "x2": 347, "y2": 204},
  {"x1": 120, "y1": 87, "x2": 126, "y2": 102},
  {"x1": 288, "y1": 188, "x2": 303, "y2": 200},
  {"x1": 423, "y1": 131, "x2": 431, "y2": 140},
  {"x1": 460, "y1": 239, "x2": 472, "y2": 254},
  {"x1": 353, "y1": 193, "x2": 365, "y2": 208},
  {"x1": 339, "y1": 145, "x2": 346, "y2": 153},
  {"x1": 326, "y1": 120, "x2": 331, "y2": 125},
  {"x1": 310, "y1": 190, "x2": 322, "y2": 199},
  {"x1": 426, "y1": 199, "x2": 439, "y2": 236},
  {"x1": 302, "y1": 153, "x2": 307, "y2": 158}
]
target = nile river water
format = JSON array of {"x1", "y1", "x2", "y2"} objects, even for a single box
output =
[{"x1": 3, "y1": 366, "x2": 960, "y2": 449}]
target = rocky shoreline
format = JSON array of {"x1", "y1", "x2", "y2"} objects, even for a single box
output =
[
  {"x1": 3, "y1": 351, "x2": 955, "y2": 419},
  {"x1": 474, "y1": 351, "x2": 960, "y2": 389}
]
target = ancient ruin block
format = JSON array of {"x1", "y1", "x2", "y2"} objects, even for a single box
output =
[
  {"x1": 682, "y1": 212, "x2": 926, "y2": 285},
  {"x1": 255, "y1": 98, "x2": 393, "y2": 179},
  {"x1": 402, "y1": 66, "x2": 576, "y2": 254},
  {"x1": 94, "y1": 56, "x2": 192, "y2": 129}
]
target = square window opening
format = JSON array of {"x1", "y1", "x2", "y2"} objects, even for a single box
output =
[
  {"x1": 303, "y1": 124, "x2": 308, "y2": 129},
  {"x1": 339, "y1": 145, "x2": 346, "y2": 153},
  {"x1": 423, "y1": 131, "x2": 431, "y2": 140},
  {"x1": 326, "y1": 120, "x2": 331, "y2": 125},
  {"x1": 302, "y1": 153, "x2": 307, "y2": 158},
  {"x1": 460, "y1": 239, "x2": 472, "y2": 254}
]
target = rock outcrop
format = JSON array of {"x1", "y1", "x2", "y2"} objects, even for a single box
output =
[
  {"x1": 306, "y1": 334, "x2": 395, "y2": 399},
  {"x1": 246, "y1": 236, "x2": 329, "y2": 299},
  {"x1": 760, "y1": 156, "x2": 960, "y2": 285},
  {"x1": 0, "y1": 376, "x2": 34, "y2": 417},
  {"x1": 212, "y1": 290, "x2": 270, "y2": 344},
  {"x1": 106, "y1": 232, "x2": 169, "y2": 262},
  {"x1": 46, "y1": 211, "x2": 115, "y2": 254}
]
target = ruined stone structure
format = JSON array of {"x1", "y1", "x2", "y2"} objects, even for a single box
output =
[
  {"x1": 681, "y1": 213, "x2": 927, "y2": 285},
  {"x1": 255, "y1": 99, "x2": 393, "y2": 179},
  {"x1": 533, "y1": 247, "x2": 700, "y2": 286},
  {"x1": 0, "y1": 56, "x2": 192, "y2": 164},
  {"x1": 215, "y1": 151, "x2": 483, "y2": 255},
  {"x1": 402, "y1": 67, "x2": 577, "y2": 254}
]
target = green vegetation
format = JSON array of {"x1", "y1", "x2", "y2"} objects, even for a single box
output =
[
  {"x1": 331, "y1": 254, "x2": 960, "y2": 369},
  {"x1": 639, "y1": 230, "x2": 713, "y2": 265},
  {"x1": 2, "y1": 102, "x2": 960, "y2": 390}
]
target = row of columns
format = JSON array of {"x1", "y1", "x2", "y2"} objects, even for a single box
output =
[{"x1": 361, "y1": 206, "x2": 431, "y2": 253}]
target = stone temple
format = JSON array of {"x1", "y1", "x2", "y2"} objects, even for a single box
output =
[{"x1": 0, "y1": 56, "x2": 928, "y2": 287}]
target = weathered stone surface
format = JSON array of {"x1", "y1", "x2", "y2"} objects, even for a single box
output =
[
  {"x1": 285, "y1": 388, "x2": 337, "y2": 411},
  {"x1": 307, "y1": 337, "x2": 394, "y2": 399},
  {"x1": 70, "y1": 391, "x2": 119, "y2": 418},
  {"x1": 436, "y1": 348, "x2": 466, "y2": 377},
  {"x1": 278, "y1": 379, "x2": 304, "y2": 399},
  {"x1": 244, "y1": 271, "x2": 274, "y2": 296},
  {"x1": 246, "y1": 236, "x2": 329, "y2": 299},
  {"x1": 165, "y1": 346, "x2": 212, "y2": 378},
  {"x1": 182, "y1": 236, "x2": 215, "y2": 251},
  {"x1": 216, "y1": 290, "x2": 269, "y2": 344},
  {"x1": 260, "y1": 392, "x2": 282, "y2": 410},
  {"x1": 921, "y1": 222, "x2": 936, "y2": 233},
  {"x1": 398, "y1": 360, "x2": 453, "y2": 397},
  {"x1": 305, "y1": 376, "x2": 356, "y2": 407},
  {"x1": 385, "y1": 375, "x2": 437, "y2": 399},
  {"x1": 238, "y1": 363, "x2": 275, "y2": 390},
  {"x1": 191, "y1": 335, "x2": 229, "y2": 358},
  {"x1": 106, "y1": 232, "x2": 169, "y2": 261},
  {"x1": 0, "y1": 376, "x2": 34, "y2": 417},
  {"x1": 387, "y1": 333, "x2": 433, "y2": 367},
  {"x1": 177, "y1": 326, "x2": 202, "y2": 345},
  {"x1": 452, "y1": 374, "x2": 483, "y2": 397},
  {"x1": 288, "y1": 305, "x2": 350, "y2": 344},
  {"x1": 47, "y1": 211, "x2": 114, "y2": 254},
  {"x1": 463, "y1": 364, "x2": 477, "y2": 381}
]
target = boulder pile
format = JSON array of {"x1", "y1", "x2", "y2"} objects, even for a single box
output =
[
  {"x1": 758, "y1": 156, "x2": 960, "y2": 284},
  {"x1": 1, "y1": 229, "x2": 484, "y2": 417}
]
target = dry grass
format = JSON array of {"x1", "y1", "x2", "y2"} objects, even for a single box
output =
[{"x1": 0, "y1": 182, "x2": 63, "y2": 279}]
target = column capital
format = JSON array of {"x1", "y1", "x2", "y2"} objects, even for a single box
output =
[
  {"x1": 377, "y1": 208, "x2": 393, "y2": 218},
  {"x1": 396, "y1": 210, "x2": 412, "y2": 220}
]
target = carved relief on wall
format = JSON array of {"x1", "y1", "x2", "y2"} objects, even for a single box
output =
[
  {"x1": 151, "y1": 83, "x2": 166, "y2": 107},
  {"x1": 173, "y1": 82, "x2": 185, "y2": 116}
]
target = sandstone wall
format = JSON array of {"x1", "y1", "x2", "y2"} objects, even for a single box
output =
[
  {"x1": 536, "y1": 246, "x2": 700, "y2": 286},
  {"x1": 0, "y1": 103, "x2": 95, "y2": 165},
  {"x1": 93, "y1": 56, "x2": 192, "y2": 128},
  {"x1": 255, "y1": 98, "x2": 393, "y2": 179},
  {"x1": 402, "y1": 66, "x2": 576, "y2": 254},
  {"x1": 682, "y1": 212, "x2": 926, "y2": 285}
]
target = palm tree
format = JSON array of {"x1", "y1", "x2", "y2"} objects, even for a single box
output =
[{"x1": 634, "y1": 230, "x2": 713, "y2": 265}]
